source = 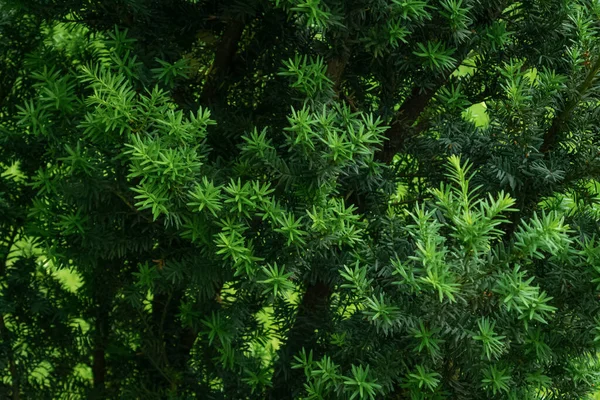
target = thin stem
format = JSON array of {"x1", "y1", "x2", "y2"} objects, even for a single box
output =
[{"x1": 111, "y1": 189, "x2": 153, "y2": 223}]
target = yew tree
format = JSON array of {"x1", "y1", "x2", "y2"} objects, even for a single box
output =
[{"x1": 1, "y1": 0, "x2": 600, "y2": 399}]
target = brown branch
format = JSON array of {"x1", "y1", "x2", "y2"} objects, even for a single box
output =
[
  {"x1": 199, "y1": 19, "x2": 246, "y2": 106},
  {"x1": 378, "y1": 84, "x2": 443, "y2": 163},
  {"x1": 327, "y1": 50, "x2": 351, "y2": 91},
  {"x1": 327, "y1": 46, "x2": 359, "y2": 112},
  {"x1": 131, "y1": 302, "x2": 177, "y2": 388},
  {"x1": 327, "y1": 56, "x2": 347, "y2": 87},
  {"x1": 270, "y1": 280, "x2": 332, "y2": 399},
  {"x1": 540, "y1": 55, "x2": 600, "y2": 153},
  {"x1": 377, "y1": 2, "x2": 509, "y2": 164},
  {"x1": 328, "y1": 52, "x2": 358, "y2": 111}
]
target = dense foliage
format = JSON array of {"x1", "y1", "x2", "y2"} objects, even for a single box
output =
[{"x1": 1, "y1": 0, "x2": 600, "y2": 399}]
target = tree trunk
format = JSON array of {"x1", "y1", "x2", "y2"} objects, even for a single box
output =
[
  {"x1": 269, "y1": 280, "x2": 332, "y2": 399},
  {"x1": 90, "y1": 261, "x2": 114, "y2": 399},
  {"x1": 200, "y1": 19, "x2": 246, "y2": 106},
  {"x1": 378, "y1": 86, "x2": 440, "y2": 163}
]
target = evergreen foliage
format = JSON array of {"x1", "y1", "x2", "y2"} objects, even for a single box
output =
[{"x1": 1, "y1": 0, "x2": 600, "y2": 399}]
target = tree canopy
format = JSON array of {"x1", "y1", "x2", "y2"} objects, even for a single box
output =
[{"x1": 1, "y1": 0, "x2": 600, "y2": 399}]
